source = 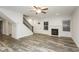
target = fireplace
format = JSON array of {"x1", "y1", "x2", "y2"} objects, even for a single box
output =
[{"x1": 51, "y1": 29, "x2": 58, "y2": 35}]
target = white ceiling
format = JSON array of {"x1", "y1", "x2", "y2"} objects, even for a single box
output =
[{"x1": 0, "y1": 6, "x2": 77, "y2": 18}]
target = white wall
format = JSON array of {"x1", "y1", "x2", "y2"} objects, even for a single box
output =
[
  {"x1": 2, "y1": 19, "x2": 16, "y2": 38},
  {"x1": 16, "y1": 23, "x2": 33, "y2": 39},
  {"x1": 71, "y1": 8, "x2": 79, "y2": 47},
  {"x1": 34, "y1": 16, "x2": 71, "y2": 37},
  {"x1": 0, "y1": 8, "x2": 33, "y2": 39},
  {"x1": 3, "y1": 20, "x2": 9, "y2": 35}
]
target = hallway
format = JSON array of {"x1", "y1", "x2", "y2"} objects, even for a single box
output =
[{"x1": 0, "y1": 34, "x2": 79, "y2": 52}]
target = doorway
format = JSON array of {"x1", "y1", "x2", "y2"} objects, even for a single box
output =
[{"x1": 0, "y1": 21, "x2": 3, "y2": 34}]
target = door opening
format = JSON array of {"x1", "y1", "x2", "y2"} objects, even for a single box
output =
[{"x1": 0, "y1": 21, "x2": 3, "y2": 35}]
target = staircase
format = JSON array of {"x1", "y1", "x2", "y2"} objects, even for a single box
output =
[{"x1": 23, "y1": 16, "x2": 33, "y2": 32}]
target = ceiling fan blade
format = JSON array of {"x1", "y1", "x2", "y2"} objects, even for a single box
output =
[
  {"x1": 33, "y1": 6, "x2": 38, "y2": 9},
  {"x1": 42, "y1": 8, "x2": 48, "y2": 10},
  {"x1": 41, "y1": 11, "x2": 47, "y2": 14}
]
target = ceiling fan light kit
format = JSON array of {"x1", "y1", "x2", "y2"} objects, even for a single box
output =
[
  {"x1": 33, "y1": 6, "x2": 48, "y2": 14},
  {"x1": 36, "y1": 9, "x2": 41, "y2": 13}
]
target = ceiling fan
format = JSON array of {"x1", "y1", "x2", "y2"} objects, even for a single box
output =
[{"x1": 33, "y1": 6, "x2": 48, "y2": 14}]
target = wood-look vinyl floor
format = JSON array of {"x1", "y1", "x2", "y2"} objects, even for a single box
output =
[{"x1": 0, "y1": 34, "x2": 79, "y2": 52}]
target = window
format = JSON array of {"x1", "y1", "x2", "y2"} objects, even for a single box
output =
[
  {"x1": 63, "y1": 20, "x2": 70, "y2": 31},
  {"x1": 44, "y1": 22, "x2": 48, "y2": 30}
]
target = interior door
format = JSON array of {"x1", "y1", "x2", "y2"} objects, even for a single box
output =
[{"x1": 0, "y1": 21, "x2": 2, "y2": 34}]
